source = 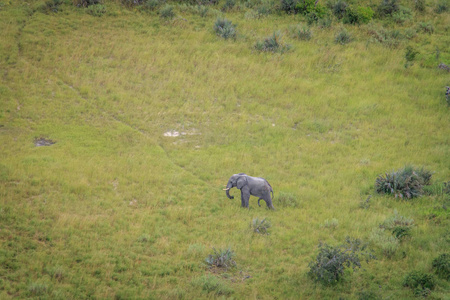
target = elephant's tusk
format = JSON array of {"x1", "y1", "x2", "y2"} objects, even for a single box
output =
[{"x1": 223, "y1": 188, "x2": 230, "y2": 191}]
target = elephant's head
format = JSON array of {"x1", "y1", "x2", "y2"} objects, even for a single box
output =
[{"x1": 223, "y1": 173, "x2": 247, "y2": 199}]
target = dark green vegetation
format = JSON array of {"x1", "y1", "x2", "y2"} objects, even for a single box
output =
[{"x1": 0, "y1": 0, "x2": 449, "y2": 298}]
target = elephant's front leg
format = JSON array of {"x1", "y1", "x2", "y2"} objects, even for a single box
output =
[{"x1": 241, "y1": 189, "x2": 251, "y2": 208}]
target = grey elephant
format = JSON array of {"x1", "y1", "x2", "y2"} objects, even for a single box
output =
[{"x1": 223, "y1": 173, "x2": 275, "y2": 210}]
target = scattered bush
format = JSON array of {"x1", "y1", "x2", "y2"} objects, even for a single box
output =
[
  {"x1": 86, "y1": 4, "x2": 106, "y2": 16},
  {"x1": 205, "y1": 248, "x2": 236, "y2": 269},
  {"x1": 251, "y1": 218, "x2": 271, "y2": 234},
  {"x1": 41, "y1": 0, "x2": 64, "y2": 13},
  {"x1": 276, "y1": 192, "x2": 300, "y2": 208},
  {"x1": 417, "y1": 22, "x2": 434, "y2": 34},
  {"x1": 296, "y1": 0, "x2": 328, "y2": 17},
  {"x1": 334, "y1": 28, "x2": 351, "y2": 44},
  {"x1": 432, "y1": 253, "x2": 449, "y2": 280},
  {"x1": 381, "y1": 210, "x2": 415, "y2": 229},
  {"x1": 214, "y1": 18, "x2": 237, "y2": 40},
  {"x1": 405, "y1": 46, "x2": 419, "y2": 62},
  {"x1": 375, "y1": 166, "x2": 433, "y2": 199},
  {"x1": 255, "y1": 31, "x2": 291, "y2": 53},
  {"x1": 191, "y1": 275, "x2": 234, "y2": 295},
  {"x1": 403, "y1": 271, "x2": 435, "y2": 296},
  {"x1": 159, "y1": 4, "x2": 175, "y2": 19},
  {"x1": 376, "y1": 0, "x2": 399, "y2": 17},
  {"x1": 404, "y1": 27, "x2": 417, "y2": 39},
  {"x1": 370, "y1": 228, "x2": 399, "y2": 258},
  {"x1": 435, "y1": 0, "x2": 449, "y2": 13},
  {"x1": 308, "y1": 237, "x2": 375, "y2": 285},
  {"x1": 392, "y1": 6, "x2": 413, "y2": 24},
  {"x1": 281, "y1": 0, "x2": 300, "y2": 14},
  {"x1": 290, "y1": 25, "x2": 312, "y2": 40},
  {"x1": 222, "y1": 0, "x2": 236, "y2": 11}
]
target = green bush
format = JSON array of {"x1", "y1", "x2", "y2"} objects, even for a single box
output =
[
  {"x1": 214, "y1": 18, "x2": 237, "y2": 40},
  {"x1": 159, "y1": 4, "x2": 175, "y2": 19},
  {"x1": 281, "y1": 0, "x2": 300, "y2": 14},
  {"x1": 255, "y1": 31, "x2": 291, "y2": 53},
  {"x1": 392, "y1": 6, "x2": 413, "y2": 24},
  {"x1": 139, "y1": 0, "x2": 160, "y2": 12},
  {"x1": 222, "y1": 0, "x2": 236, "y2": 11},
  {"x1": 296, "y1": 0, "x2": 328, "y2": 17},
  {"x1": 343, "y1": 6, "x2": 374, "y2": 24},
  {"x1": 418, "y1": 21, "x2": 434, "y2": 34},
  {"x1": 432, "y1": 253, "x2": 449, "y2": 280},
  {"x1": 41, "y1": 0, "x2": 64, "y2": 13},
  {"x1": 405, "y1": 46, "x2": 419, "y2": 62},
  {"x1": 87, "y1": 4, "x2": 106, "y2": 16},
  {"x1": 332, "y1": 0, "x2": 348, "y2": 19},
  {"x1": 367, "y1": 25, "x2": 403, "y2": 48},
  {"x1": 403, "y1": 271, "x2": 435, "y2": 296},
  {"x1": 251, "y1": 218, "x2": 271, "y2": 234},
  {"x1": 205, "y1": 248, "x2": 236, "y2": 269},
  {"x1": 375, "y1": 166, "x2": 433, "y2": 199},
  {"x1": 308, "y1": 237, "x2": 375, "y2": 285},
  {"x1": 414, "y1": 0, "x2": 425, "y2": 12},
  {"x1": 334, "y1": 28, "x2": 351, "y2": 44},
  {"x1": 73, "y1": 0, "x2": 102, "y2": 7}
]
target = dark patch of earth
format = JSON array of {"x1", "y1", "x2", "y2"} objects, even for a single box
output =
[{"x1": 34, "y1": 137, "x2": 56, "y2": 147}]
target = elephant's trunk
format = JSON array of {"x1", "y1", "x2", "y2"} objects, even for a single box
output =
[{"x1": 225, "y1": 183, "x2": 234, "y2": 199}]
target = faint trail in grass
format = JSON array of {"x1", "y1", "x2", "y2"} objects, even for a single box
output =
[{"x1": 62, "y1": 82, "x2": 211, "y2": 186}]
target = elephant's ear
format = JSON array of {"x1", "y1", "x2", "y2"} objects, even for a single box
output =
[{"x1": 236, "y1": 176, "x2": 247, "y2": 189}]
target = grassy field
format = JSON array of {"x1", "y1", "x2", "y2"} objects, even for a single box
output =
[{"x1": 0, "y1": 0, "x2": 449, "y2": 298}]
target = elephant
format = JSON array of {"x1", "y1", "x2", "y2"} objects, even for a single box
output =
[{"x1": 223, "y1": 173, "x2": 275, "y2": 210}]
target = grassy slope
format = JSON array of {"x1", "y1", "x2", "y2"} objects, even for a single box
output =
[{"x1": 0, "y1": 1, "x2": 449, "y2": 299}]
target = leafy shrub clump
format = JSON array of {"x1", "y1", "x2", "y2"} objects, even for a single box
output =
[
  {"x1": 251, "y1": 218, "x2": 271, "y2": 234},
  {"x1": 366, "y1": 24, "x2": 402, "y2": 48},
  {"x1": 281, "y1": 0, "x2": 300, "y2": 14},
  {"x1": 308, "y1": 237, "x2": 375, "y2": 285},
  {"x1": 86, "y1": 4, "x2": 106, "y2": 16},
  {"x1": 417, "y1": 22, "x2": 434, "y2": 34},
  {"x1": 159, "y1": 4, "x2": 175, "y2": 19},
  {"x1": 375, "y1": 166, "x2": 433, "y2": 199},
  {"x1": 255, "y1": 31, "x2": 291, "y2": 53},
  {"x1": 290, "y1": 25, "x2": 312, "y2": 40},
  {"x1": 334, "y1": 29, "x2": 351, "y2": 45},
  {"x1": 214, "y1": 18, "x2": 237, "y2": 40},
  {"x1": 205, "y1": 248, "x2": 236, "y2": 269},
  {"x1": 392, "y1": 6, "x2": 413, "y2": 24},
  {"x1": 40, "y1": 0, "x2": 64, "y2": 13},
  {"x1": 222, "y1": 0, "x2": 236, "y2": 12},
  {"x1": 403, "y1": 271, "x2": 436, "y2": 297},
  {"x1": 432, "y1": 253, "x2": 449, "y2": 280},
  {"x1": 414, "y1": 0, "x2": 425, "y2": 12},
  {"x1": 333, "y1": 0, "x2": 348, "y2": 19},
  {"x1": 435, "y1": 0, "x2": 449, "y2": 13},
  {"x1": 296, "y1": 0, "x2": 328, "y2": 18}
]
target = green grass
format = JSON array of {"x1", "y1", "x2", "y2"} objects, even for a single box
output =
[{"x1": 0, "y1": 0, "x2": 449, "y2": 298}]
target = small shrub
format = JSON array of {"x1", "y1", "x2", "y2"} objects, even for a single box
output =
[
  {"x1": 392, "y1": 6, "x2": 413, "y2": 24},
  {"x1": 359, "y1": 195, "x2": 372, "y2": 209},
  {"x1": 308, "y1": 237, "x2": 375, "y2": 285},
  {"x1": 205, "y1": 248, "x2": 236, "y2": 269},
  {"x1": 418, "y1": 22, "x2": 434, "y2": 34},
  {"x1": 435, "y1": 0, "x2": 449, "y2": 13},
  {"x1": 121, "y1": 0, "x2": 145, "y2": 7},
  {"x1": 403, "y1": 271, "x2": 436, "y2": 296},
  {"x1": 251, "y1": 218, "x2": 271, "y2": 234},
  {"x1": 28, "y1": 283, "x2": 48, "y2": 296},
  {"x1": 139, "y1": 0, "x2": 160, "y2": 12},
  {"x1": 432, "y1": 253, "x2": 449, "y2": 280},
  {"x1": 366, "y1": 24, "x2": 402, "y2": 48},
  {"x1": 334, "y1": 28, "x2": 351, "y2": 45},
  {"x1": 290, "y1": 25, "x2": 312, "y2": 40},
  {"x1": 41, "y1": 0, "x2": 64, "y2": 13},
  {"x1": 392, "y1": 226, "x2": 411, "y2": 239},
  {"x1": 370, "y1": 228, "x2": 399, "y2": 258},
  {"x1": 281, "y1": 0, "x2": 300, "y2": 14},
  {"x1": 86, "y1": 4, "x2": 106, "y2": 16},
  {"x1": 255, "y1": 31, "x2": 291, "y2": 53},
  {"x1": 377, "y1": 0, "x2": 399, "y2": 17},
  {"x1": 344, "y1": 6, "x2": 374, "y2": 24},
  {"x1": 276, "y1": 192, "x2": 300, "y2": 207},
  {"x1": 191, "y1": 275, "x2": 234, "y2": 295},
  {"x1": 214, "y1": 18, "x2": 237, "y2": 39},
  {"x1": 222, "y1": 0, "x2": 235, "y2": 11},
  {"x1": 404, "y1": 28, "x2": 417, "y2": 39},
  {"x1": 159, "y1": 4, "x2": 175, "y2": 19},
  {"x1": 296, "y1": 0, "x2": 328, "y2": 17},
  {"x1": 375, "y1": 166, "x2": 433, "y2": 199},
  {"x1": 357, "y1": 290, "x2": 381, "y2": 300},
  {"x1": 381, "y1": 210, "x2": 415, "y2": 229},
  {"x1": 318, "y1": 16, "x2": 332, "y2": 28}
]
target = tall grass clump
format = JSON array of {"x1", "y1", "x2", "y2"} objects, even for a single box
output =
[
  {"x1": 86, "y1": 4, "x2": 106, "y2": 16},
  {"x1": 251, "y1": 218, "x2": 271, "y2": 234},
  {"x1": 369, "y1": 228, "x2": 399, "y2": 258},
  {"x1": 308, "y1": 237, "x2": 375, "y2": 285},
  {"x1": 205, "y1": 248, "x2": 236, "y2": 270},
  {"x1": 276, "y1": 192, "x2": 300, "y2": 208},
  {"x1": 290, "y1": 25, "x2": 312, "y2": 40},
  {"x1": 376, "y1": 0, "x2": 399, "y2": 18},
  {"x1": 435, "y1": 0, "x2": 449, "y2": 13},
  {"x1": 214, "y1": 18, "x2": 237, "y2": 40},
  {"x1": 380, "y1": 210, "x2": 414, "y2": 240},
  {"x1": 375, "y1": 166, "x2": 433, "y2": 199},
  {"x1": 432, "y1": 253, "x2": 449, "y2": 280},
  {"x1": 191, "y1": 275, "x2": 234, "y2": 296},
  {"x1": 255, "y1": 31, "x2": 291, "y2": 53},
  {"x1": 159, "y1": 4, "x2": 175, "y2": 19}
]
